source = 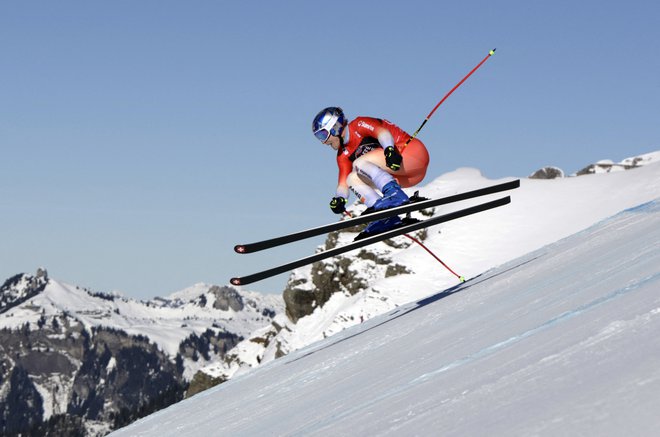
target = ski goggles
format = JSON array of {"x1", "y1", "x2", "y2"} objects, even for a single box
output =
[{"x1": 314, "y1": 128, "x2": 331, "y2": 143}]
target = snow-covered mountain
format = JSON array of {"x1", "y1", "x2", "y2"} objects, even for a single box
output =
[
  {"x1": 111, "y1": 187, "x2": 660, "y2": 436},
  {"x1": 0, "y1": 275, "x2": 282, "y2": 436},
  {"x1": 1, "y1": 277, "x2": 282, "y2": 363}
]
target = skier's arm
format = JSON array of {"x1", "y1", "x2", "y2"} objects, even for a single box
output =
[
  {"x1": 330, "y1": 155, "x2": 351, "y2": 213},
  {"x1": 376, "y1": 128, "x2": 395, "y2": 149},
  {"x1": 376, "y1": 127, "x2": 402, "y2": 170},
  {"x1": 357, "y1": 117, "x2": 401, "y2": 170}
]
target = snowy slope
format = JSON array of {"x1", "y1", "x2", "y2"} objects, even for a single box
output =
[
  {"x1": 257, "y1": 153, "x2": 660, "y2": 358},
  {"x1": 111, "y1": 190, "x2": 660, "y2": 436}
]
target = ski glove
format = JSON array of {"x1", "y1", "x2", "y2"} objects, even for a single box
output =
[
  {"x1": 329, "y1": 196, "x2": 347, "y2": 214},
  {"x1": 384, "y1": 146, "x2": 402, "y2": 171}
]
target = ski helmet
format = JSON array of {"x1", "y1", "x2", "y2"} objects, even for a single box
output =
[{"x1": 312, "y1": 107, "x2": 346, "y2": 143}]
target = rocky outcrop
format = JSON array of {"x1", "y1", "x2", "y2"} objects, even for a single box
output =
[
  {"x1": 185, "y1": 372, "x2": 226, "y2": 398},
  {"x1": 576, "y1": 161, "x2": 635, "y2": 175},
  {"x1": 0, "y1": 268, "x2": 48, "y2": 314},
  {"x1": 529, "y1": 166, "x2": 565, "y2": 179},
  {"x1": 575, "y1": 153, "x2": 656, "y2": 176},
  {"x1": 282, "y1": 228, "x2": 412, "y2": 323},
  {"x1": 178, "y1": 329, "x2": 243, "y2": 362},
  {"x1": 531, "y1": 153, "x2": 655, "y2": 178},
  {"x1": 210, "y1": 285, "x2": 245, "y2": 312}
]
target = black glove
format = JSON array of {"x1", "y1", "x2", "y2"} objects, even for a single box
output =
[
  {"x1": 329, "y1": 197, "x2": 347, "y2": 214},
  {"x1": 384, "y1": 146, "x2": 402, "y2": 171}
]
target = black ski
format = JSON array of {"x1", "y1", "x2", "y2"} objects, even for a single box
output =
[
  {"x1": 234, "y1": 179, "x2": 520, "y2": 254},
  {"x1": 230, "y1": 196, "x2": 511, "y2": 286}
]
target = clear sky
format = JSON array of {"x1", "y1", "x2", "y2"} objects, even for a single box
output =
[{"x1": 1, "y1": 0, "x2": 659, "y2": 300}]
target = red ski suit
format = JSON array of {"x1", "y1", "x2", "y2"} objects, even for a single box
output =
[{"x1": 336, "y1": 117, "x2": 430, "y2": 197}]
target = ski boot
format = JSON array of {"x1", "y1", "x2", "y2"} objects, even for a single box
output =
[
  {"x1": 355, "y1": 181, "x2": 410, "y2": 240},
  {"x1": 373, "y1": 180, "x2": 410, "y2": 210}
]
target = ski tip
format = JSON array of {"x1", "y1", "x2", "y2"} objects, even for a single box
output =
[
  {"x1": 234, "y1": 245, "x2": 247, "y2": 254},
  {"x1": 230, "y1": 277, "x2": 242, "y2": 286}
]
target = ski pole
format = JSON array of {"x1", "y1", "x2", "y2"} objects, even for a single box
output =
[
  {"x1": 403, "y1": 234, "x2": 465, "y2": 282},
  {"x1": 403, "y1": 48, "x2": 496, "y2": 149}
]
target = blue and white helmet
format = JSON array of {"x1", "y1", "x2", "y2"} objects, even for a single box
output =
[{"x1": 312, "y1": 107, "x2": 346, "y2": 143}]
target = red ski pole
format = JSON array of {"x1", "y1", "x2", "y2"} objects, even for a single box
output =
[
  {"x1": 403, "y1": 48, "x2": 496, "y2": 149},
  {"x1": 402, "y1": 234, "x2": 465, "y2": 282}
]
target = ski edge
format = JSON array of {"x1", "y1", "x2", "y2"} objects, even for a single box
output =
[
  {"x1": 234, "y1": 179, "x2": 520, "y2": 254},
  {"x1": 230, "y1": 195, "x2": 511, "y2": 286}
]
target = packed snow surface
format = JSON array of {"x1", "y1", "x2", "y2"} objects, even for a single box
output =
[{"x1": 113, "y1": 161, "x2": 660, "y2": 436}]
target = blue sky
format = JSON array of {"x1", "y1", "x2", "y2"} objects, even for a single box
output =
[{"x1": 1, "y1": 1, "x2": 659, "y2": 299}]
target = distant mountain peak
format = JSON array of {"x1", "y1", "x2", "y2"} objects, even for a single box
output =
[{"x1": 0, "y1": 269, "x2": 49, "y2": 314}]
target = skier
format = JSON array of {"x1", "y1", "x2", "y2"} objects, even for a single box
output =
[{"x1": 312, "y1": 107, "x2": 430, "y2": 236}]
